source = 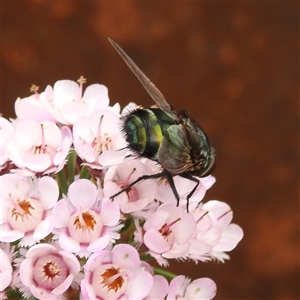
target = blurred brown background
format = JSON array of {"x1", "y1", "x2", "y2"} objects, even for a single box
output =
[{"x1": 1, "y1": 2, "x2": 299, "y2": 300}]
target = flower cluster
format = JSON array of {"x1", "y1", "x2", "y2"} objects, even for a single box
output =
[{"x1": 0, "y1": 78, "x2": 243, "y2": 300}]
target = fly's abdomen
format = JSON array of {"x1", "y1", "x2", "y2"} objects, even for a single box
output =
[{"x1": 124, "y1": 108, "x2": 175, "y2": 160}]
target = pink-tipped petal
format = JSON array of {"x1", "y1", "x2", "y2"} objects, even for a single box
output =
[
  {"x1": 100, "y1": 199, "x2": 120, "y2": 226},
  {"x1": 52, "y1": 273, "x2": 74, "y2": 295},
  {"x1": 111, "y1": 244, "x2": 140, "y2": 269},
  {"x1": 68, "y1": 179, "x2": 97, "y2": 209},
  {"x1": 30, "y1": 284, "x2": 57, "y2": 300},
  {"x1": 88, "y1": 235, "x2": 110, "y2": 252},
  {"x1": 53, "y1": 200, "x2": 70, "y2": 228},
  {"x1": 185, "y1": 278, "x2": 217, "y2": 300},
  {"x1": 33, "y1": 214, "x2": 53, "y2": 240},
  {"x1": 38, "y1": 176, "x2": 59, "y2": 209},
  {"x1": 126, "y1": 271, "x2": 153, "y2": 299},
  {"x1": 144, "y1": 229, "x2": 171, "y2": 253},
  {"x1": 145, "y1": 275, "x2": 169, "y2": 300},
  {"x1": 19, "y1": 257, "x2": 34, "y2": 286},
  {"x1": 59, "y1": 234, "x2": 80, "y2": 252}
]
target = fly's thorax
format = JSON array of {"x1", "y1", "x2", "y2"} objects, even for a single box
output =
[
  {"x1": 157, "y1": 117, "x2": 215, "y2": 176},
  {"x1": 181, "y1": 117, "x2": 216, "y2": 176},
  {"x1": 123, "y1": 108, "x2": 175, "y2": 160}
]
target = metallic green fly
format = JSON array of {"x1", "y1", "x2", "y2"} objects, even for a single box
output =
[{"x1": 108, "y1": 38, "x2": 216, "y2": 211}]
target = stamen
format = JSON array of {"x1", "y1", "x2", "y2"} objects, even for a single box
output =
[
  {"x1": 217, "y1": 210, "x2": 232, "y2": 221},
  {"x1": 30, "y1": 84, "x2": 39, "y2": 96},
  {"x1": 121, "y1": 168, "x2": 136, "y2": 188},
  {"x1": 74, "y1": 210, "x2": 96, "y2": 231},
  {"x1": 77, "y1": 76, "x2": 87, "y2": 102},
  {"x1": 97, "y1": 115, "x2": 104, "y2": 140},
  {"x1": 196, "y1": 211, "x2": 209, "y2": 225},
  {"x1": 101, "y1": 267, "x2": 124, "y2": 291},
  {"x1": 105, "y1": 271, "x2": 122, "y2": 286},
  {"x1": 43, "y1": 262, "x2": 59, "y2": 278},
  {"x1": 34, "y1": 124, "x2": 47, "y2": 154},
  {"x1": 160, "y1": 217, "x2": 181, "y2": 235},
  {"x1": 10, "y1": 198, "x2": 28, "y2": 217},
  {"x1": 40, "y1": 123, "x2": 46, "y2": 151},
  {"x1": 92, "y1": 115, "x2": 114, "y2": 154}
]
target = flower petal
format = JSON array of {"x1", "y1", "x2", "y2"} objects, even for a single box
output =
[
  {"x1": 30, "y1": 284, "x2": 57, "y2": 300},
  {"x1": 26, "y1": 243, "x2": 55, "y2": 258},
  {"x1": 59, "y1": 234, "x2": 80, "y2": 252},
  {"x1": 88, "y1": 235, "x2": 110, "y2": 252},
  {"x1": 33, "y1": 213, "x2": 53, "y2": 240},
  {"x1": 52, "y1": 273, "x2": 74, "y2": 295},
  {"x1": 53, "y1": 200, "x2": 70, "y2": 228},
  {"x1": 126, "y1": 271, "x2": 153, "y2": 299},
  {"x1": 38, "y1": 176, "x2": 59, "y2": 209},
  {"x1": 111, "y1": 244, "x2": 140, "y2": 270},
  {"x1": 185, "y1": 278, "x2": 217, "y2": 300},
  {"x1": 145, "y1": 275, "x2": 169, "y2": 300},
  {"x1": 23, "y1": 153, "x2": 51, "y2": 172},
  {"x1": 1, "y1": 174, "x2": 30, "y2": 199},
  {"x1": 100, "y1": 199, "x2": 120, "y2": 226},
  {"x1": 20, "y1": 257, "x2": 34, "y2": 287},
  {"x1": 68, "y1": 179, "x2": 97, "y2": 209},
  {"x1": 144, "y1": 229, "x2": 171, "y2": 253}
]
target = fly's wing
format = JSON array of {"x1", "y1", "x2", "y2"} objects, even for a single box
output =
[{"x1": 108, "y1": 38, "x2": 178, "y2": 120}]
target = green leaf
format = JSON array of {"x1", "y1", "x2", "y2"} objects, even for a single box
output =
[
  {"x1": 67, "y1": 150, "x2": 77, "y2": 184},
  {"x1": 79, "y1": 165, "x2": 91, "y2": 179},
  {"x1": 55, "y1": 169, "x2": 68, "y2": 196},
  {"x1": 152, "y1": 267, "x2": 177, "y2": 280}
]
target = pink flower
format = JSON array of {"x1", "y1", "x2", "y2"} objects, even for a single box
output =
[
  {"x1": 156, "y1": 174, "x2": 216, "y2": 211},
  {"x1": 0, "y1": 117, "x2": 14, "y2": 171},
  {"x1": 81, "y1": 244, "x2": 153, "y2": 300},
  {"x1": 41, "y1": 79, "x2": 111, "y2": 125},
  {"x1": 201, "y1": 200, "x2": 244, "y2": 261},
  {"x1": 0, "y1": 247, "x2": 12, "y2": 293},
  {"x1": 104, "y1": 159, "x2": 158, "y2": 214},
  {"x1": 19, "y1": 243, "x2": 81, "y2": 300},
  {"x1": 73, "y1": 109, "x2": 128, "y2": 169},
  {"x1": 5, "y1": 119, "x2": 72, "y2": 175},
  {"x1": 187, "y1": 207, "x2": 216, "y2": 262},
  {"x1": 0, "y1": 242, "x2": 20, "y2": 298},
  {"x1": 0, "y1": 174, "x2": 59, "y2": 246},
  {"x1": 188, "y1": 200, "x2": 244, "y2": 262},
  {"x1": 167, "y1": 275, "x2": 217, "y2": 300},
  {"x1": 14, "y1": 93, "x2": 55, "y2": 122},
  {"x1": 53, "y1": 179, "x2": 121, "y2": 257},
  {"x1": 144, "y1": 275, "x2": 169, "y2": 300},
  {"x1": 135, "y1": 203, "x2": 196, "y2": 266}
]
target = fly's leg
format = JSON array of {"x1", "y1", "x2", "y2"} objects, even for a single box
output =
[
  {"x1": 179, "y1": 173, "x2": 199, "y2": 212},
  {"x1": 110, "y1": 169, "x2": 181, "y2": 210},
  {"x1": 164, "y1": 172, "x2": 180, "y2": 206},
  {"x1": 110, "y1": 171, "x2": 167, "y2": 199}
]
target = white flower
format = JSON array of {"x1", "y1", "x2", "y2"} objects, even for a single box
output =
[
  {"x1": 167, "y1": 275, "x2": 217, "y2": 300},
  {"x1": 81, "y1": 244, "x2": 153, "y2": 300},
  {"x1": 188, "y1": 200, "x2": 244, "y2": 262},
  {"x1": 14, "y1": 93, "x2": 55, "y2": 122},
  {"x1": 19, "y1": 243, "x2": 81, "y2": 299},
  {"x1": 5, "y1": 119, "x2": 72, "y2": 175},
  {"x1": 0, "y1": 117, "x2": 14, "y2": 171},
  {"x1": 136, "y1": 203, "x2": 196, "y2": 266},
  {"x1": 73, "y1": 109, "x2": 128, "y2": 169},
  {"x1": 53, "y1": 179, "x2": 121, "y2": 257},
  {"x1": 0, "y1": 174, "x2": 59, "y2": 246},
  {"x1": 104, "y1": 159, "x2": 158, "y2": 214},
  {"x1": 41, "y1": 79, "x2": 111, "y2": 125}
]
